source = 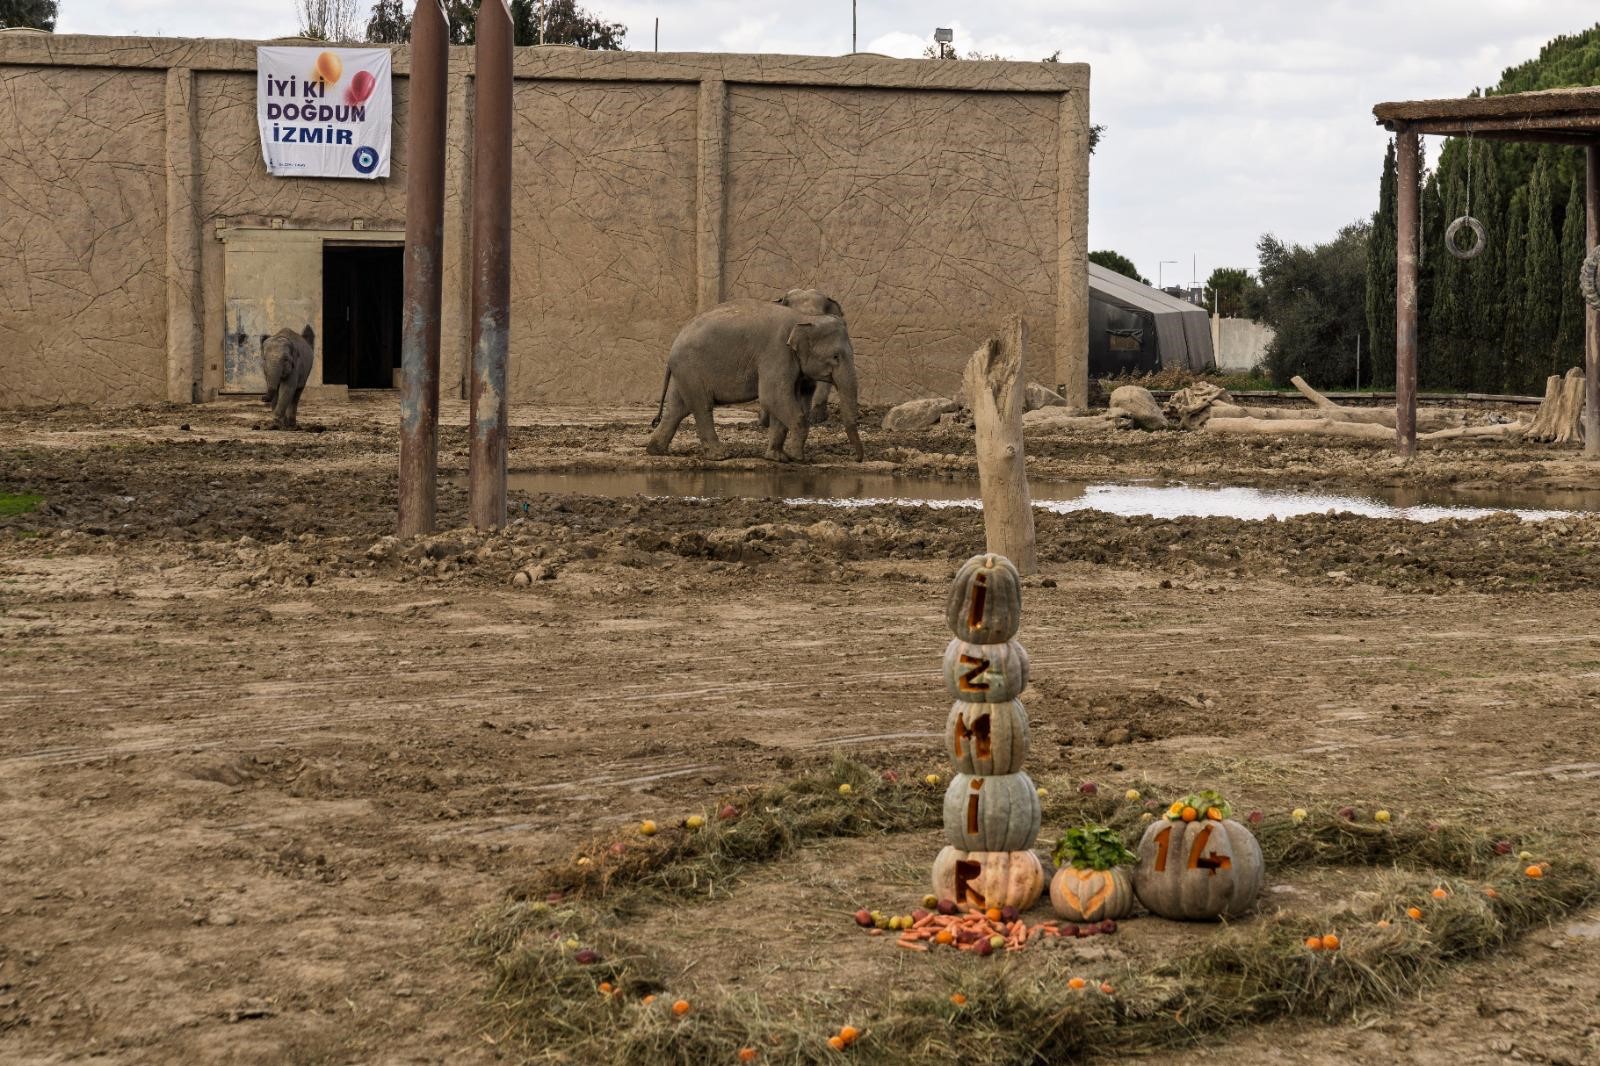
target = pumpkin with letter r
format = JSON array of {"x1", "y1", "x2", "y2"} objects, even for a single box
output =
[
  {"x1": 931, "y1": 846, "x2": 1044, "y2": 911},
  {"x1": 1049, "y1": 825, "x2": 1137, "y2": 923},
  {"x1": 945, "y1": 553, "x2": 1022, "y2": 644},
  {"x1": 1133, "y1": 790, "x2": 1263, "y2": 920}
]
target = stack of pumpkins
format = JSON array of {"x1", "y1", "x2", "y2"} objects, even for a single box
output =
[{"x1": 931, "y1": 554, "x2": 1045, "y2": 911}]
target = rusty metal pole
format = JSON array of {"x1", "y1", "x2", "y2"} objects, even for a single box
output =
[
  {"x1": 1585, "y1": 144, "x2": 1599, "y2": 458},
  {"x1": 397, "y1": 0, "x2": 450, "y2": 537},
  {"x1": 469, "y1": 0, "x2": 513, "y2": 529},
  {"x1": 1395, "y1": 127, "x2": 1420, "y2": 458}
]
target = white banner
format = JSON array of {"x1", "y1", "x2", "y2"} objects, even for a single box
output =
[{"x1": 257, "y1": 46, "x2": 392, "y2": 180}]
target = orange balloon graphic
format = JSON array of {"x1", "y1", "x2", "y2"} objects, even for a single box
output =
[{"x1": 314, "y1": 51, "x2": 343, "y2": 85}]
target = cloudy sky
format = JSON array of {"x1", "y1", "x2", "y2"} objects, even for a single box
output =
[{"x1": 56, "y1": 1, "x2": 1600, "y2": 288}]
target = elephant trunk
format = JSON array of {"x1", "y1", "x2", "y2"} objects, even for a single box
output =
[{"x1": 833, "y1": 361, "x2": 864, "y2": 463}]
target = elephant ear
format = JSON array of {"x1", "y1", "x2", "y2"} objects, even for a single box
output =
[
  {"x1": 785, "y1": 321, "x2": 815, "y2": 359},
  {"x1": 825, "y1": 297, "x2": 844, "y2": 319}
]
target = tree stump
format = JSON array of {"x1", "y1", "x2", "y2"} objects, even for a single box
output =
[
  {"x1": 1526, "y1": 368, "x2": 1586, "y2": 445},
  {"x1": 964, "y1": 317, "x2": 1037, "y2": 575}
]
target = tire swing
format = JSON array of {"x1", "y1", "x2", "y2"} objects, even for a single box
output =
[{"x1": 1446, "y1": 133, "x2": 1486, "y2": 261}]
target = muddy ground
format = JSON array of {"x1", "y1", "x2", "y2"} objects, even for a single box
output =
[{"x1": 2, "y1": 395, "x2": 1599, "y2": 1065}]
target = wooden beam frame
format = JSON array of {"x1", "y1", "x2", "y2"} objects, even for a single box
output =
[
  {"x1": 1395, "y1": 126, "x2": 1420, "y2": 458},
  {"x1": 1588, "y1": 145, "x2": 1599, "y2": 458}
]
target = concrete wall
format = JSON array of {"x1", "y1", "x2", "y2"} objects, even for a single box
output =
[
  {"x1": 0, "y1": 33, "x2": 1089, "y2": 408},
  {"x1": 1212, "y1": 316, "x2": 1274, "y2": 373}
]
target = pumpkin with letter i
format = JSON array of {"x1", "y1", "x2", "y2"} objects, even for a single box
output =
[
  {"x1": 1049, "y1": 825, "x2": 1137, "y2": 922},
  {"x1": 945, "y1": 553, "x2": 1022, "y2": 644},
  {"x1": 943, "y1": 772, "x2": 1042, "y2": 852},
  {"x1": 1133, "y1": 791, "x2": 1264, "y2": 920},
  {"x1": 945, "y1": 699, "x2": 1029, "y2": 776},
  {"x1": 943, "y1": 638, "x2": 1029, "y2": 703},
  {"x1": 932, "y1": 846, "x2": 1044, "y2": 911}
]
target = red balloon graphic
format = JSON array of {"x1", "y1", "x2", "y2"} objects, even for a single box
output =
[{"x1": 345, "y1": 69, "x2": 377, "y2": 106}]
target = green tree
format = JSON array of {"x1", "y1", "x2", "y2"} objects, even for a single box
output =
[
  {"x1": 1256, "y1": 223, "x2": 1370, "y2": 388},
  {"x1": 1088, "y1": 250, "x2": 1147, "y2": 285},
  {"x1": 1522, "y1": 151, "x2": 1562, "y2": 378},
  {"x1": 1365, "y1": 140, "x2": 1398, "y2": 388},
  {"x1": 0, "y1": 0, "x2": 57, "y2": 30},
  {"x1": 1203, "y1": 267, "x2": 1261, "y2": 318},
  {"x1": 512, "y1": 0, "x2": 624, "y2": 47},
  {"x1": 1499, "y1": 187, "x2": 1528, "y2": 393},
  {"x1": 364, "y1": 0, "x2": 409, "y2": 42},
  {"x1": 1555, "y1": 175, "x2": 1587, "y2": 372}
]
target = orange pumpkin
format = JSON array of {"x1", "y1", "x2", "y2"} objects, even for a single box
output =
[
  {"x1": 1049, "y1": 865, "x2": 1135, "y2": 923},
  {"x1": 945, "y1": 553, "x2": 1022, "y2": 644},
  {"x1": 931, "y1": 846, "x2": 1044, "y2": 911}
]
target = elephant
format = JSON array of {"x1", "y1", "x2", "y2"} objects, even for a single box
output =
[
  {"x1": 646, "y1": 299, "x2": 863, "y2": 463},
  {"x1": 757, "y1": 289, "x2": 845, "y2": 427},
  {"x1": 261, "y1": 324, "x2": 316, "y2": 429}
]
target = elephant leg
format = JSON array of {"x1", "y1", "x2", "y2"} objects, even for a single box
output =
[
  {"x1": 765, "y1": 417, "x2": 790, "y2": 462},
  {"x1": 689, "y1": 396, "x2": 730, "y2": 461},
  {"x1": 646, "y1": 385, "x2": 691, "y2": 455},
  {"x1": 763, "y1": 388, "x2": 808, "y2": 463},
  {"x1": 808, "y1": 381, "x2": 832, "y2": 425},
  {"x1": 273, "y1": 380, "x2": 296, "y2": 429},
  {"x1": 755, "y1": 407, "x2": 770, "y2": 429},
  {"x1": 286, "y1": 383, "x2": 306, "y2": 429}
]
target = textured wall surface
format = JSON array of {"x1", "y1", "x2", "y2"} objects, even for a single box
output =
[
  {"x1": 503, "y1": 80, "x2": 698, "y2": 403},
  {"x1": 725, "y1": 86, "x2": 1059, "y2": 403},
  {"x1": 0, "y1": 35, "x2": 1087, "y2": 408},
  {"x1": 0, "y1": 66, "x2": 168, "y2": 405}
]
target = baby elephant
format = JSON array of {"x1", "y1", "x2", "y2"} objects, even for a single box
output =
[
  {"x1": 757, "y1": 289, "x2": 845, "y2": 428},
  {"x1": 647, "y1": 299, "x2": 862, "y2": 463},
  {"x1": 261, "y1": 325, "x2": 315, "y2": 430}
]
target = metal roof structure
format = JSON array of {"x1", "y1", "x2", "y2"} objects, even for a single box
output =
[
  {"x1": 1088, "y1": 263, "x2": 1213, "y2": 372},
  {"x1": 1371, "y1": 87, "x2": 1600, "y2": 456}
]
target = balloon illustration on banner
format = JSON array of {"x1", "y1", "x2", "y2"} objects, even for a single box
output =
[{"x1": 257, "y1": 46, "x2": 393, "y2": 180}]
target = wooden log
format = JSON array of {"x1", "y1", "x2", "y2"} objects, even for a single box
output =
[
  {"x1": 1289, "y1": 375, "x2": 1339, "y2": 410},
  {"x1": 1199, "y1": 417, "x2": 1395, "y2": 441},
  {"x1": 1417, "y1": 422, "x2": 1529, "y2": 442},
  {"x1": 1286, "y1": 375, "x2": 1463, "y2": 429},
  {"x1": 1209, "y1": 402, "x2": 1459, "y2": 432},
  {"x1": 965, "y1": 316, "x2": 1037, "y2": 575}
]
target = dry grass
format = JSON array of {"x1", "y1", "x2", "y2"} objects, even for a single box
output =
[{"x1": 470, "y1": 758, "x2": 1600, "y2": 1064}]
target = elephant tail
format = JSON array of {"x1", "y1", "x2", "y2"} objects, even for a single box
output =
[{"x1": 648, "y1": 366, "x2": 672, "y2": 429}]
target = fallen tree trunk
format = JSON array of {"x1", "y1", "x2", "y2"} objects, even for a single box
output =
[
  {"x1": 1417, "y1": 422, "x2": 1529, "y2": 442},
  {"x1": 1199, "y1": 417, "x2": 1395, "y2": 441},
  {"x1": 1286, "y1": 376, "x2": 1464, "y2": 430},
  {"x1": 1524, "y1": 368, "x2": 1585, "y2": 444},
  {"x1": 1208, "y1": 402, "x2": 1459, "y2": 432}
]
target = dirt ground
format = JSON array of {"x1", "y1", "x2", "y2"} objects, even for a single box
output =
[{"x1": 3, "y1": 395, "x2": 1600, "y2": 1065}]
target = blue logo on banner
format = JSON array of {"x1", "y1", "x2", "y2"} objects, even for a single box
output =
[{"x1": 352, "y1": 146, "x2": 380, "y2": 174}]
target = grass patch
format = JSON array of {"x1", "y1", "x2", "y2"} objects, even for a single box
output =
[
  {"x1": 0, "y1": 492, "x2": 42, "y2": 517},
  {"x1": 472, "y1": 758, "x2": 1599, "y2": 1064}
]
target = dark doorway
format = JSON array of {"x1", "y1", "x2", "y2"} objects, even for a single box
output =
[{"x1": 322, "y1": 244, "x2": 403, "y2": 388}]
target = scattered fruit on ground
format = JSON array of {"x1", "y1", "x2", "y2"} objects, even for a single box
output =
[
  {"x1": 1407, "y1": 907, "x2": 1424, "y2": 921},
  {"x1": 1305, "y1": 936, "x2": 1324, "y2": 951},
  {"x1": 854, "y1": 909, "x2": 873, "y2": 928},
  {"x1": 1125, "y1": 789, "x2": 1141, "y2": 801},
  {"x1": 1431, "y1": 887, "x2": 1449, "y2": 899},
  {"x1": 935, "y1": 930, "x2": 954, "y2": 945},
  {"x1": 1099, "y1": 982, "x2": 1114, "y2": 995},
  {"x1": 1079, "y1": 781, "x2": 1098, "y2": 795},
  {"x1": 672, "y1": 999, "x2": 691, "y2": 1016},
  {"x1": 1141, "y1": 812, "x2": 1154, "y2": 821},
  {"x1": 739, "y1": 1049, "x2": 759, "y2": 1063},
  {"x1": 1322, "y1": 934, "x2": 1340, "y2": 950},
  {"x1": 949, "y1": 993, "x2": 967, "y2": 1005},
  {"x1": 1493, "y1": 840, "x2": 1513, "y2": 855},
  {"x1": 1377, "y1": 919, "x2": 1392, "y2": 928},
  {"x1": 1519, "y1": 850, "x2": 1534, "y2": 861},
  {"x1": 639, "y1": 820, "x2": 658, "y2": 836},
  {"x1": 839, "y1": 1026, "x2": 860, "y2": 1046},
  {"x1": 925, "y1": 774, "x2": 940, "y2": 786},
  {"x1": 1526, "y1": 865, "x2": 1544, "y2": 878},
  {"x1": 838, "y1": 784, "x2": 852, "y2": 795},
  {"x1": 1068, "y1": 977, "x2": 1087, "y2": 990},
  {"x1": 985, "y1": 907, "x2": 1002, "y2": 922},
  {"x1": 1036, "y1": 787, "x2": 1048, "y2": 798},
  {"x1": 922, "y1": 894, "x2": 938, "y2": 909},
  {"x1": 685, "y1": 814, "x2": 705, "y2": 830},
  {"x1": 1337, "y1": 806, "x2": 1356, "y2": 821},
  {"x1": 562, "y1": 937, "x2": 580, "y2": 950},
  {"x1": 936, "y1": 898, "x2": 958, "y2": 915},
  {"x1": 642, "y1": 995, "x2": 657, "y2": 1005},
  {"x1": 1292, "y1": 808, "x2": 1308, "y2": 823},
  {"x1": 827, "y1": 1035, "x2": 845, "y2": 1051},
  {"x1": 598, "y1": 981, "x2": 614, "y2": 995},
  {"x1": 1375, "y1": 810, "x2": 1391, "y2": 823},
  {"x1": 718, "y1": 804, "x2": 739, "y2": 820},
  {"x1": 881, "y1": 770, "x2": 899, "y2": 783},
  {"x1": 609, "y1": 842, "x2": 627, "y2": 856},
  {"x1": 1247, "y1": 810, "x2": 1263, "y2": 825},
  {"x1": 1484, "y1": 887, "x2": 1499, "y2": 898},
  {"x1": 574, "y1": 948, "x2": 600, "y2": 964},
  {"x1": 988, "y1": 935, "x2": 1006, "y2": 950}
]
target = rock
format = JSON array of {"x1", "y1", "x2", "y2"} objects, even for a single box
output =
[
  {"x1": 530, "y1": 562, "x2": 558, "y2": 581},
  {"x1": 1021, "y1": 406, "x2": 1096, "y2": 427},
  {"x1": 881, "y1": 397, "x2": 958, "y2": 432},
  {"x1": 1108, "y1": 386, "x2": 1168, "y2": 431},
  {"x1": 1024, "y1": 382, "x2": 1070, "y2": 412},
  {"x1": 511, "y1": 571, "x2": 532, "y2": 586}
]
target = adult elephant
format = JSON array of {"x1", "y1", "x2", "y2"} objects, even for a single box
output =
[{"x1": 646, "y1": 300, "x2": 863, "y2": 463}]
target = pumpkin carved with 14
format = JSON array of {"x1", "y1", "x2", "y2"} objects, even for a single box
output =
[{"x1": 1132, "y1": 815, "x2": 1264, "y2": 920}]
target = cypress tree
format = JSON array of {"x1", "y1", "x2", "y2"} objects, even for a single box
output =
[
  {"x1": 1500, "y1": 187, "x2": 1529, "y2": 393},
  {"x1": 1426, "y1": 150, "x2": 1466, "y2": 390},
  {"x1": 1555, "y1": 176, "x2": 1587, "y2": 373},
  {"x1": 1522, "y1": 152, "x2": 1562, "y2": 385},
  {"x1": 1466, "y1": 145, "x2": 1507, "y2": 392},
  {"x1": 1365, "y1": 140, "x2": 1399, "y2": 389}
]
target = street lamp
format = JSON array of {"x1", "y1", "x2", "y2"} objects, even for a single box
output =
[
  {"x1": 935, "y1": 27, "x2": 953, "y2": 59},
  {"x1": 1158, "y1": 260, "x2": 1178, "y2": 289}
]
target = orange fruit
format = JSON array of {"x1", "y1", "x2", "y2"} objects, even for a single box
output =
[
  {"x1": 642, "y1": 994, "x2": 657, "y2": 1005},
  {"x1": 1304, "y1": 936, "x2": 1323, "y2": 951},
  {"x1": 1068, "y1": 977, "x2": 1087, "y2": 990},
  {"x1": 1205, "y1": 806, "x2": 1223, "y2": 821},
  {"x1": 1322, "y1": 934, "x2": 1340, "y2": 951},
  {"x1": 739, "y1": 1049, "x2": 759, "y2": 1064},
  {"x1": 672, "y1": 999, "x2": 691, "y2": 1016},
  {"x1": 935, "y1": 929, "x2": 954, "y2": 945},
  {"x1": 1430, "y1": 887, "x2": 1448, "y2": 900},
  {"x1": 1525, "y1": 865, "x2": 1544, "y2": 879},
  {"x1": 1181, "y1": 806, "x2": 1198, "y2": 822},
  {"x1": 1099, "y1": 982, "x2": 1114, "y2": 995},
  {"x1": 598, "y1": 981, "x2": 614, "y2": 995},
  {"x1": 1406, "y1": 907, "x2": 1423, "y2": 921},
  {"x1": 1376, "y1": 919, "x2": 1391, "y2": 928},
  {"x1": 839, "y1": 1026, "x2": 860, "y2": 1046},
  {"x1": 985, "y1": 907, "x2": 1003, "y2": 922},
  {"x1": 827, "y1": 1036, "x2": 845, "y2": 1051},
  {"x1": 949, "y1": 992, "x2": 967, "y2": 1006},
  {"x1": 1483, "y1": 887, "x2": 1499, "y2": 898}
]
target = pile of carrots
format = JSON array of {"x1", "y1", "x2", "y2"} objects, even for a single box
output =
[{"x1": 873, "y1": 906, "x2": 1112, "y2": 954}]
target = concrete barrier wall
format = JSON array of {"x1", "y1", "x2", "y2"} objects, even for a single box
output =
[
  {"x1": 0, "y1": 34, "x2": 1089, "y2": 407},
  {"x1": 1211, "y1": 316, "x2": 1274, "y2": 373}
]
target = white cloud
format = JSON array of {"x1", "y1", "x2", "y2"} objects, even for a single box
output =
[{"x1": 47, "y1": 0, "x2": 1600, "y2": 283}]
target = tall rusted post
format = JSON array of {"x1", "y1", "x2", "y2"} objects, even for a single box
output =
[
  {"x1": 1585, "y1": 144, "x2": 1599, "y2": 458},
  {"x1": 1395, "y1": 127, "x2": 1420, "y2": 458},
  {"x1": 469, "y1": 0, "x2": 513, "y2": 529},
  {"x1": 398, "y1": 0, "x2": 450, "y2": 537}
]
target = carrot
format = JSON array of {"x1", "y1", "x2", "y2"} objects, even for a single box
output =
[{"x1": 896, "y1": 940, "x2": 929, "y2": 952}]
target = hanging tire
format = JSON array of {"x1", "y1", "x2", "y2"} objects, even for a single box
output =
[
  {"x1": 1445, "y1": 216, "x2": 1486, "y2": 260},
  {"x1": 1581, "y1": 246, "x2": 1600, "y2": 312}
]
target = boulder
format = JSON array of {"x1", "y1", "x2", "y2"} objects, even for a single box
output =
[
  {"x1": 1108, "y1": 385, "x2": 1168, "y2": 431},
  {"x1": 881, "y1": 397, "x2": 959, "y2": 432}
]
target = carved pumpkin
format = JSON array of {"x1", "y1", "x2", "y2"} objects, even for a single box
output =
[
  {"x1": 1049, "y1": 866, "x2": 1135, "y2": 922},
  {"x1": 945, "y1": 553, "x2": 1022, "y2": 644},
  {"x1": 1132, "y1": 815, "x2": 1264, "y2": 920},
  {"x1": 943, "y1": 638, "x2": 1029, "y2": 704},
  {"x1": 942, "y1": 772, "x2": 1041, "y2": 852},
  {"x1": 945, "y1": 700, "x2": 1029, "y2": 776},
  {"x1": 931, "y1": 846, "x2": 1044, "y2": 911}
]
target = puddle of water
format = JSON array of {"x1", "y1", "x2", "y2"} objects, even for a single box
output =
[{"x1": 492, "y1": 469, "x2": 1596, "y2": 523}]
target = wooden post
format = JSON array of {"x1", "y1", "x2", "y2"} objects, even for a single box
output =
[
  {"x1": 1395, "y1": 127, "x2": 1420, "y2": 458},
  {"x1": 1586, "y1": 144, "x2": 1599, "y2": 457},
  {"x1": 964, "y1": 316, "x2": 1037, "y2": 575}
]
